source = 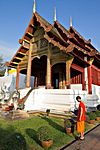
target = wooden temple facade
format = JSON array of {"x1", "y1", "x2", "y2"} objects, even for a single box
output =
[{"x1": 9, "y1": 5, "x2": 100, "y2": 95}]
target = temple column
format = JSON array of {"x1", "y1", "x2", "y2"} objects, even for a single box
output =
[
  {"x1": 26, "y1": 43, "x2": 32, "y2": 88},
  {"x1": 34, "y1": 77, "x2": 38, "y2": 89},
  {"x1": 66, "y1": 56, "x2": 74, "y2": 89},
  {"x1": 59, "y1": 72, "x2": 63, "y2": 89},
  {"x1": 16, "y1": 65, "x2": 20, "y2": 90},
  {"x1": 82, "y1": 69, "x2": 85, "y2": 90},
  {"x1": 88, "y1": 58, "x2": 94, "y2": 94},
  {"x1": 62, "y1": 74, "x2": 66, "y2": 89},
  {"x1": 84, "y1": 56, "x2": 88, "y2": 91},
  {"x1": 46, "y1": 45, "x2": 51, "y2": 88}
]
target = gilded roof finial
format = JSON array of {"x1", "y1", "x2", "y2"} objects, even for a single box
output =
[
  {"x1": 33, "y1": 0, "x2": 36, "y2": 13},
  {"x1": 70, "y1": 16, "x2": 72, "y2": 27},
  {"x1": 54, "y1": 7, "x2": 57, "y2": 22}
]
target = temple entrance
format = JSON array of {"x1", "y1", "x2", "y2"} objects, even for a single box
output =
[
  {"x1": 31, "y1": 55, "x2": 47, "y2": 88},
  {"x1": 53, "y1": 73, "x2": 59, "y2": 89},
  {"x1": 71, "y1": 68, "x2": 82, "y2": 84},
  {"x1": 52, "y1": 63, "x2": 66, "y2": 89}
]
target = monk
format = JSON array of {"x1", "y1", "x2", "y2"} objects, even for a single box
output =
[{"x1": 76, "y1": 96, "x2": 86, "y2": 140}]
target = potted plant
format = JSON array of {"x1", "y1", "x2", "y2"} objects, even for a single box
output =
[
  {"x1": 65, "y1": 119, "x2": 72, "y2": 134},
  {"x1": 95, "y1": 110, "x2": 100, "y2": 121},
  {"x1": 88, "y1": 112, "x2": 96, "y2": 124},
  {"x1": 46, "y1": 109, "x2": 50, "y2": 116},
  {"x1": 37, "y1": 126, "x2": 53, "y2": 148}
]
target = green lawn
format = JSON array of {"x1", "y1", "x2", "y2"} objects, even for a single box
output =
[{"x1": 0, "y1": 115, "x2": 97, "y2": 150}]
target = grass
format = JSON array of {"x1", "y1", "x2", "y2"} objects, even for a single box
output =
[{"x1": 0, "y1": 114, "x2": 98, "y2": 150}]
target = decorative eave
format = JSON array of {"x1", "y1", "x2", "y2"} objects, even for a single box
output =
[
  {"x1": 72, "y1": 51, "x2": 90, "y2": 67},
  {"x1": 44, "y1": 33, "x2": 67, "y2": 51},
  {"x1": 34, "y1": 13, "x2": 67, "y2": 47},
  {"x1": 69, "y1": 26, "x2": 88, "y2": 43},
  {"x1": 94, "y1": 52, "x2": 100, "y2": 63},
  {"x1": 54, "y1": 20, "x2": 70, "y2": 38},
  {"x1": 53, "y1": 21, "x2": 93, "y2": 56},
  {"x1": 69, "y1": 26, "x2": 99, "y2": 55},
  {"x1": 67, "y1": 40, "x2": 90, "y2": 56},
  {"x1": 9, "y1": 45, "x2": 29, "y2": 68},
  {"x1": 96, "y1": 51, "x2": 100, "y2": 58},
  {"x1": 69, "y1": 26, "x2": 98, "y2": 52}
]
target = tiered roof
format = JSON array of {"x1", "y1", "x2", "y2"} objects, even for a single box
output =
[{"x1": 9, "y1": 9, "x2": 100, "y2": 69}]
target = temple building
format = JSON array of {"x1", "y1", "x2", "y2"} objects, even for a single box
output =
[{"x1": 9, "y1": 2, "x2": 100, "y2": 102}]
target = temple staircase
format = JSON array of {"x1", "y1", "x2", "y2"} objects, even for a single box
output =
[
  {"x1": 1, "y1": 110, "x2": 29, "y2": 120},
  {"x1": 86, "y1": 94, "x2": 99, "y2": 111},
  {"x1": 11, "y1": 110, "x2": 29, "y2": 120}
]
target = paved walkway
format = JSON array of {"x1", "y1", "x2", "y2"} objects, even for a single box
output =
[{"x1": 60, "y1": 124, "x2": 100, "y2": 150}]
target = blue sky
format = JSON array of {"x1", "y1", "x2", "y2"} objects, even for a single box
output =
[{"x1": 0, "y1": 0, "x2": 100, "y2": 61}]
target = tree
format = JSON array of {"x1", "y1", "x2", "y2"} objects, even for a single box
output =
[{"x1": 0, "y1": 55, "x2": 6, "y2": 76}]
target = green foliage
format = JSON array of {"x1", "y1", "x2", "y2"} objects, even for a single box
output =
[
  {"x1": 86, "y1": 114, "x2": 90, "y2": 122},
  {"x1": 87, "y1": 112, "x2": 96, "y2": 120},
  {"x1": 37, "y1": 126, "x2": 53, "y2": 141},
  {"x1": 65, "y1": 119, "x2": 72, "y2": 128},
  {"x1": 95, "y1": 110, "x2": 100, "y2": 117},
  {"x1": 4, "y1": 133, "x2": 27, "y2": 150}
]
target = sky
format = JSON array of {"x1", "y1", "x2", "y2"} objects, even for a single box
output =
[{"x1": 0, "y1": 0, "x2": 100, "y2": 62}]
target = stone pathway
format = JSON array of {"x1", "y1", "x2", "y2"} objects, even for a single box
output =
[{"x1": 60, "y1": 124, "x2": 100, "y2": 150}]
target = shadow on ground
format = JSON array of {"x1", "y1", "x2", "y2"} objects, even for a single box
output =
[
  {"x1": 26, "y1": 128, "x2": 40, "y2": 145},
  {"x1": 0, "y1": 124, "x2": 27, "y2": 150},
  {"x1": 41, "y1": 116, "x2": 65, "y2": 132}
]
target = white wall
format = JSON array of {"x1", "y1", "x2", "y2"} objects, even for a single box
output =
[
  {"x1": 22, "y1": 88, "x2": 87, "y2": 112},
  {"x1": 92, "y1": 84, "x2": 100, "y2": 102},
  {"x1": 71, "y1": 84, "x2": 82, "y2": 90}
]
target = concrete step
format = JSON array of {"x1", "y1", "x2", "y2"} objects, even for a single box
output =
[
  {"x1": 86, "y1": 94, "x2": 99, "y2": 107},
  {"x1": 40, "y1": 103, "x2": 74, "y2": 112},
  {"x1": 3, "y1": 110, "x2": 30, "y2": 120}
]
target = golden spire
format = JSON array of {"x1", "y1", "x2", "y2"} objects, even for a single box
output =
[
  {"x1": 33, "y1": 0, "x2": 36, "y2": 13},
  {"x1": 54, "y1": 7, "x2": 57, "y2": 22},
  {"x1": 70, "y1": 16, "x2": 72, "y2": 27}
]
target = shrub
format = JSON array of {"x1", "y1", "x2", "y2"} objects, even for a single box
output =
[
  {"x1": 46, "y1": 109, "x2": 50, "y2": 116},
  {"x1": 66, "y1": 119, "x2": 72, "y2": 128},
  {"x1": 88, "y1": 112, "x2": 96, "y2": 120},
  {"x1": 37, "y1": 126, "x2": 53, "y2": 141},
  {"x1": 95, "y1": 110, "x2": 100, "y2": 117},
  {"x1": 86, "y1": 114, "x2": 90, "y2": 122}
]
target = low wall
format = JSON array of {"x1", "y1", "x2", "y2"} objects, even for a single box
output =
[
  {"x1": 21, "y1": 88, "x2": 87, "y2": 112},
  {"x1": 92, "y1": 84, "x2": 100, "y2": 101}
]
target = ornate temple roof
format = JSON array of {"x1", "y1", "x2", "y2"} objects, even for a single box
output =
[{"x1": 9, "y1": 6, "x2": 100, "y2": 69}]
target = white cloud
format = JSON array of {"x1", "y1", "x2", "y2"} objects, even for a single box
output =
[{"x1": 0, "y1": 40, "x2": 18, "y2": 62}]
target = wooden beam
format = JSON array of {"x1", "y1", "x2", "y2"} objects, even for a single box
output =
[
  {"x1": 18, "y1": 52, "x2": 26, "y2": 55},
  {"x1": 30, "y1": 24, "x2": 34, "y2": 27},
  {"x1": 11, "y1": 62, "x2": 19, "y2": 65},
  {"x1": 14, "y1": 57, "x2": 23, "y2": 60},
  {"x1": 22, "y1": 44, "x2": 29, "y2": 50},
  {"x1": 24, "y1": 39, "x2": 30, "y2": 43},
  {"x1": 20, "y1": 61, "x2": 28, "y2": 65},
  {"x1": 9, "y1": 65, "x2": 17, "y2": 68},
  {"x1": 20, "y1": 66, "x2": 27, "y2": 71},
  {"x1": 27, "y1": 32, "x2": 33, "y2": 37},
  {"x1": 71, "y1": 63, "x2": 84, "y2": 72}
]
